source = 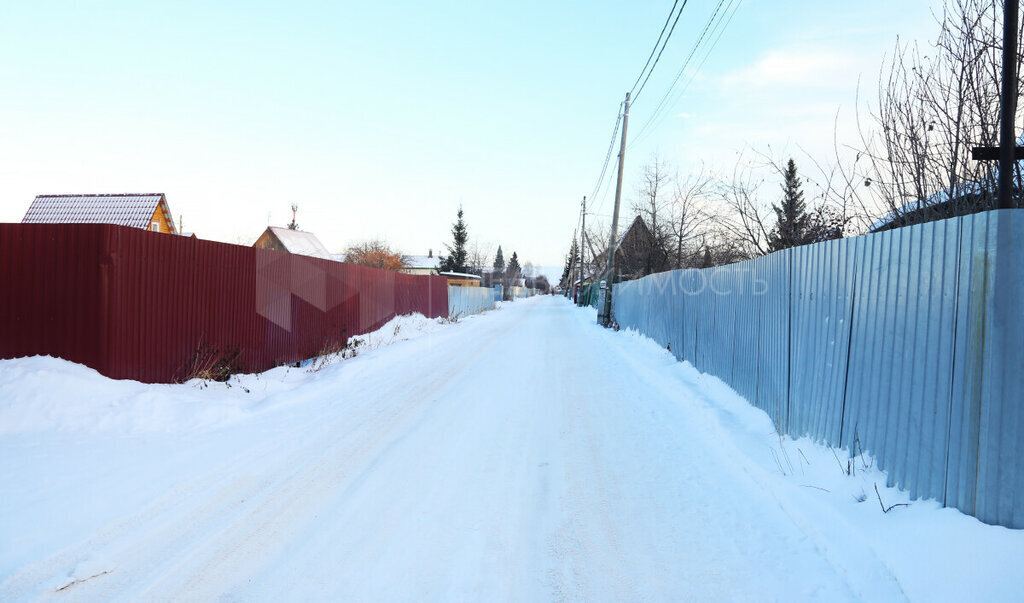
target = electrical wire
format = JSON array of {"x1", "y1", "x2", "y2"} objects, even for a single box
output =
[
  {"x1": 630, "y1": 0, "x2": 730, "y2": 145},
  {"x1": 629, "y1": 0, "x2": 680, "y2": 97},
  {"x1": 632, "y1": 0, "x2": 691, "y2": 104},
  {"x1": 577, "y1": 0, "x2": 742, "y2": 248},
  {"x1": 630, "y1": 0, "x2": 741, "y2": 147},
  {"x1": 587, "y1": 102, "x2": 625, "y2": 217},
  {"x1": 581, "y1": 1, "x2": 685, "y2": 231}
]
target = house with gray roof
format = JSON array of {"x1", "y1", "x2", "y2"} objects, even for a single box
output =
[{"x1": 22, "y1": 193, "x2": 178, "y2": 234}]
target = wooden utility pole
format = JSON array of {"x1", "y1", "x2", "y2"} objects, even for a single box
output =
[
  {"x1": 569, "y1": 227, "x2": 578, "y2": 300},
  {"x1": 999, "y1": 0, "x2": 1019, "y2": 209},
  {"x1": 578, "y1": 196, "x2": 587, "y2": 306},
  {"x1": 599, "y1": 93, "x2": 630, "y2": 326}
]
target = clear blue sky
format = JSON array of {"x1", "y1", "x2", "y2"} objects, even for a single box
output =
[{"x1": 0, "y1": 0, "x2": 936, "y2": 270}]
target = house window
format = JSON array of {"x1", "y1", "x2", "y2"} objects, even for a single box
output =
[{"x1": 151, "y1": 221, "x2": 160, "y2": 232}]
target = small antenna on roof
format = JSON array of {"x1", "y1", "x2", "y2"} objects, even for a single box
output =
[{"x1": 288, "y1": 203, "x2": 299, "y2": 230}]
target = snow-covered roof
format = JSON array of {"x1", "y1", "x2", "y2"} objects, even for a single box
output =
[
  {"x1": 405, "y1": 255, "x2": 440, "y2": 269},
  {"x1": 869, "y1": 176, "x2": 994, "y2": 231},
  {"x1": 871, "y1": 132, "x2": 1024, "y2": 231},
  {"x1": 22, "y1": 193, "x2": 177, "y2": 233},
  {"x1": 266, "y1": 226, "x2": 332, "y2": 259},
  {"x1": 439, "y1": 271, "x2": 481, "y2": 280},
  {"x1": 331, "y1": 253, "x2": 347, "y2": 263}
]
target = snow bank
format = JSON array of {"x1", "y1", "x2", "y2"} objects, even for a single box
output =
[
  {"x1": 0, "y1": 312, "x2": 466, "y2": 436},
  {"x1": 607, "y1": 311, "x2": 1024, "y2": 603}
]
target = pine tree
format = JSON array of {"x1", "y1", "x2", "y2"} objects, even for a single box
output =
[
  {"x1": 493, "y1": 246, "x2": 505, "y2": 273},
  {"x1": 561, "y1": 239, "x2": 579, "y2": 286},
  {"x1": 768, "y1": 158, "x2": 810, "y2": 252},
  {"x1": 507, "y1": 251, "x2": 521, "y2": 282},
  {"x1": 439, "y1": 206, "x2": 469, "y2": 273}
]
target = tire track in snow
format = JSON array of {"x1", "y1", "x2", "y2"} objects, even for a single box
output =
[
  {"x1": 3, "y1": 298, "x2": 910, "y2": 600},
  {"x1": 1, "y1": 312, "x2": 520, "y2": 601}
]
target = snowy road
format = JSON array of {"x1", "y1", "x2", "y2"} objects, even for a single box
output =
[{"x1": 2, "y1": 296, "x2": 1021, "y2": 601}]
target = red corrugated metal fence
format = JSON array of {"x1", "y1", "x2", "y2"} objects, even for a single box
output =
[{"x1": 0, "y1": 223, "x2": 448, "y2": 382}]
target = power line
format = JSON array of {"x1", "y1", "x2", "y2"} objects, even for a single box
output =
[
  {"x1": 630, "y1": 0, "x2": 741, "y2": 147},
  {"x1": 592, "y1": 159, "x2": 619, "y2": 219},
  {"x1": 669, "y1": 0, "x2": 742, "y2": 113},
  {"x1": 578, "y1": 0, "x2": 742, "y2": 251},
  {"x1": 630, "y1": 0, "x2": 732, "y2": 145},
  {"x1": 587, "y1": 103, "x2": 625, "y2": 215},
  {"x1": 629, "y1": 0, "x2": 680, "y2": 97},
  {"x1": 632, "y1": 0, "x2": 691, "y2": 104},
  {"x1": 583, "y1": 2, "x2": 684, "y2": 230}
]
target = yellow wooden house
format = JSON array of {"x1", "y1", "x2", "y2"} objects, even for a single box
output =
[{"x1": 439, "y1": 271, "x2": 482, "y2": 287}]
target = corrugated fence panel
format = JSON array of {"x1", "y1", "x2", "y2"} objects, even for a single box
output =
[
  {"x1": 789, "y1": 237, "x2": 856, "y2": 443},
  {"x1": 448, "y1": 286, "x2": 495, "y2": 318},
  {"x1": 608, "y1": 210, "x2": 1024, "y2": 528},
  {"x1": 646, "y1": 272, "x2": 679, "y2": 352},
  {"x1": 972, "y1": 210, "x2": 1024, "y2": 527},
  {"x1": 663, "y1": 273, "x2": 687, "y2": 361},
  {"x1": 0, "y1": 224, "x2": 449, "y2": 383},
  {"x1": 946, "y1": 212, "x2": 991, "y2": 517},
  {"x1": 755, "y1": 250, "x2": 791, "y2": 431},
  {"x1": 692, "y1": 270, "x2": 720, "y2": 376},
  {"x1": 711, "y1": 267, "x2": 740, "y2": 385},
  {"x1": 678, "y1": 270, "x2": 701, "y2": 364},
  {"x1": 506, "y1": 286, "x2": 531, "y2": 299},
  {"x1": 610, "y1": 279, "x2": 642, "y2": 334},
  {"x1": 729, "y1": 263, "x2": 760, "y2": 405},
  {"x1": 843, "y1": 218, "x2": 961, "y2": 501},
  {"x1": 0, "y1": 224, "x2": 105, "y2": 373}
]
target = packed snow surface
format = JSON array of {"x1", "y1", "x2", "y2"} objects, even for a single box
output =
[{"x1": 1, "y1": 296, "x2": 1021, "y2": 601}]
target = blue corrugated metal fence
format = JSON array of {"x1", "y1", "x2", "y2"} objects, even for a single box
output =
[
  {"x1": 448, "y1": 286, "x2": 495, "y2": 319},
  {"x1": 610, "y1": 209, "x2": 1024, "y2": 529}
]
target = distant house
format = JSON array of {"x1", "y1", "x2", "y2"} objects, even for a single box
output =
[
  {"x1": 253, "y1": 226, "x2": 332, "y2": 260},
  {"x1": 22, "y1": 193, "x2": 179, "y2": 234},
  {"x1": 403, "y1": 249, "x2": 441, "y2": 276},
  {"x1": 869, "y1": 176, "x2": 1017, "y2": 233},
  {"x1": 611, "y1": 215, "x2": 667, "y2": 280},
  {"x1": 439, "y1": 271, "x2": 482, "y2": 287},
  {"x1": 870, "y1": 133, "x2": 1024, "y2": 233}
]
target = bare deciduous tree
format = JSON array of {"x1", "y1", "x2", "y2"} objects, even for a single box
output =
[
  {"x1": 857, "y1": 0, "x2": 1024, "y2": 228},
  {"x1": 467, "y1": 240, "x2": 494, "y2": 276},
  {"x1": 667, "y1": 167, "x2": 714, "y2": 268},
  {"x1": 715, "y1": 155, "x2": 774, "y2": 257}
]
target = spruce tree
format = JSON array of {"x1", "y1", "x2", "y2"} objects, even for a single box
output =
[
  {"x1": 507, "y1": 251, "x2": 521, "y2": 281},
  {"x1": 439, "y1": 206, "x2": 469, "y2": 273},
  {"x1": 768, "y1": 158, "x2": 810, "y2": 252},
  {"x1": 493, "y1": 246, "x2": 505, "y2": 273},
  {"x1": 561, "y1": 239, "x2": 578, "y2": 286}
]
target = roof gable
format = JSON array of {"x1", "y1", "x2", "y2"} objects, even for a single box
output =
[
  {"x1": 615, "y1": 215, "x2": 651, "y2": 251},
  {"x1": 266, "y1": 226, "x2": 332, "y2": 259},
  {"x1": 22, "y1": 194, "x2": 176, "y2": 233},
  {"x1": 404, "y1": 255, "x2": 440, "y2": 269}
]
